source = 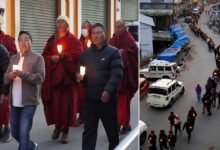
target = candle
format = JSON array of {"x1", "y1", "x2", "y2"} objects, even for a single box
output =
[
  {"x1": 87, "y1": 40, "x2": 92, "y2": 47},
  {"x1": 57, "y1": 45, "x2": 62, "y2": 53},
  {"x1": 80, "y1": 66, "x2": 86, "y2": 76},
  {"x1": 12, "y1": 65, "x2": 19, "y2": 72}
]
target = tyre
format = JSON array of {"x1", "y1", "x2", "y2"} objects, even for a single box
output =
[
  {"x1": 180, "y1": 87, "x2": 185, "y2": 95},
  {"x1": 162, "y1": 76, "x2": 170, "y2": 79},
  {"x1": 140, "y1": 131, "x2": 147, "y2": 146},
  {"x1": 168, "y1": 98, "x2": 174, "y2": 107}
]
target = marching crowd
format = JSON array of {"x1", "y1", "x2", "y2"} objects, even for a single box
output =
[{"x1": 147, "y1": 5, "x2": 220, "y2": 150}]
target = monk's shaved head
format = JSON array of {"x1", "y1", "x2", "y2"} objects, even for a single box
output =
[{"x1": 115, "y1": 20, "x2": 127, "y2": 36}]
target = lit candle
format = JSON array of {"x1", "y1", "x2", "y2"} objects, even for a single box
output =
[
  {"x1": 87, "y1": 40, "x2": 92, "y2": 47},
  {"x1": 80, "y1": 66, "x2": 86, "y2": 76},
  {"x1": 12, "y1": 65, "x2": 19, "y2": 72},
  {"x1": 57, "y1": 45, "x2": 62, "y2": 53}
]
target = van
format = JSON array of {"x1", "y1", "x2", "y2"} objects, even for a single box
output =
[
  {"x1": 140, "y1": 59, "x2": 179, "y2": 79},
  {"x1": 147, "y1": 79, "x2": 184, "y2": 107}
]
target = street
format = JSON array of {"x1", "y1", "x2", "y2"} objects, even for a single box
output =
[
  {"x1": 141, "y1": 7, "x2": 220, "y2": 150},
  {"x1": 1, "y1": 93, "x2": 138, "y2": 150}
]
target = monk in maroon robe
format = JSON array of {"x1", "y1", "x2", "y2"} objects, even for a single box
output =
[
  {"x1": 75, "y1": 21, "x2": 92, "y2": 126},
  {"x1": 0, "y1": 13, "x2": 17, "y2": 143},
  {"x1": 109, "y1": 20, "x2": 138, "y2": 134},
  {"x1": 41, "y1": 15, "x2": 82, "y2": 143}
]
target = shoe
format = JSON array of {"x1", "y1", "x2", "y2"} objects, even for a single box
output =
[
  {"x1": 120, "y1": 126, "x2": 131, "y2": 134},
  {"x1": 51, "y1": 128, "x2": 61, "y2": 140},
  {"x1": 33, "y1": 142, "x2": 38, "y2": 150},
  {"x1": 2, "y1": 126, "x2": 11, "y2": 143},
  {"x1": 61, "y1": 133, "x2": 68, "y2": 144}
]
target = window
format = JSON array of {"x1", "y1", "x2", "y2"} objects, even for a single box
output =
[
  {"x1": 150, "y1": 66, "x2": 156, "y2": 71},
  {"x1": 158, "y1": 67, "x2": 164, "y2": 72},
  {"x1": 165, "y1": 67, "x2": 172, "y2": 71},
  {"x1": 171, "y1": 84, "x2": 176, "y2": 91},
  {"x1": 149, "y1": 88, "x2": 167, "y2": 96},
  {"x1": 168, "y1": 87, "x2": 172, "y2": 94}
]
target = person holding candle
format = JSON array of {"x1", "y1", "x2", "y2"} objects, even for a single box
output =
[
  {"x1": 77, "y1": 23, "x2": 123, "y2": 150},
  {"x1": 80, "y1": 20, "x2": 92, "y2": 50},
  {"x1": 109, "y1": 20, "x2": 138, "y2": 134},
  {"x1": 187, "y1": 106, "x2": 197, "y2": 130},
  {"x1": 0, "y1": 9, "x2": 18, "y2": 143},
  {"x1": 41, "y1": 15, "x2": 83, "y2": 143},
  {"x1": 3, "y1": 31, "x2": 45, "y2": 150},
  {"x1": 74, "y1": 21, "x2": 93, "y2": 126}
]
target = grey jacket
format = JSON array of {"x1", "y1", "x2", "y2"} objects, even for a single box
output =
[{"x1": 4, "y1": 51, "x2": 45, "y2": 106}]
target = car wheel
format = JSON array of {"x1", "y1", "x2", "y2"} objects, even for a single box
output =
[
  {"x1": 140, "y1": 74, "x2": 145, "y2": 78},
  {"x1": 162, "y1": 76, "x2": 170, "y2": 79},
  {"x1": 180, "y1": 87, "x2": 185, "y2": 95},
  {"x1": 140, "y1": 131, "x2": 147, "y2": 146},
  {"x1": 168, "y1": 98, "x2": 174, "y2": 107}
]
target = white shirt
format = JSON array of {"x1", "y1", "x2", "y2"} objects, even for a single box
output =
[{"x1": 12, "y1": 54, "x2": 24, "y2": 107}]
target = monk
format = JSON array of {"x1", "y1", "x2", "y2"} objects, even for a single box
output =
[
  {"x1": 109, "y1": 20, "x2": 138, "y2": 134},
  {"x1": 0, "y1": 10, "x2": 17, "y2": 143},
  {"x1": 41, "y1": 15, "x2": 82, "y2": 143},
  {"x1": 75, "y1": 20, "x2": 92, "y2": 126}
]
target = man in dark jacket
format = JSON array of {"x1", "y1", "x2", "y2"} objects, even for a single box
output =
[
  {"x1": 77, "y1": 23, "x2": 123, "y2": 150},
  {"x1": 0, "y1": 43, "x2": 10, "y2": 140},
  {"x1": 182, "y1": 119, "x2": 193, "y2": 143}
]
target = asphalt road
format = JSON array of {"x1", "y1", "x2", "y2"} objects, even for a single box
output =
[{"x1": 141, "y1": 7, "x2": 220, "y2": 150}]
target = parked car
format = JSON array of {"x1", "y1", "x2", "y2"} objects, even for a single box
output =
[
  {"x1": 140, "y1": 59, "x2": 180, "y2": 79},
  {"x1": 139, "y1": 77, "x2": 149, "y2": 99},
  {"x1": 147, "y1": 79, "x2": 185, "y2": 107}
]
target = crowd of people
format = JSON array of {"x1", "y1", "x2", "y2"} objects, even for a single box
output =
[
  {"x1": 148, "y1": 107, "x2": 197, "y2": 150},
  {"x1": 0, "y1": 7, "x2": 138, "y2": 150},
  {"x1": 147, "y1": 5, "x2": 220, "y2": 150}
]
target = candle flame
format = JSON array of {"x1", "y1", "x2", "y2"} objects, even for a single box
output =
[
  {"x1": 80, "y1": 66, "x2": 86, "y2": 76},
  {"x1": 87, "y1": 40, "x2": 92, "y2": 47},
  {"x1": 57, "y1": 45, "x2": 62, "y2": 53}
]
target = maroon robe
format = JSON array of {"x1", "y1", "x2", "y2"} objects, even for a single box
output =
[
  {"x1": 0, "y1": 31, "x2": 17, "y2": 56},
  {"x1": 0, "y1": 31, "x2": 17, "y2": 125},
  {"x1": 109, "y1": 30, "x2": 138, "y2": 127},
  {"x1": 77, "y1": 22, "x2": 92, "y2": 114},
  {"x1": 41, "y1": 32, "x2": 82, "y2": 127}
]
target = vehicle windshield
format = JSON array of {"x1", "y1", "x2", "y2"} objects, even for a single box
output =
[{"x1": 148, "y1": 88, "x2": 167, "y2": 95}]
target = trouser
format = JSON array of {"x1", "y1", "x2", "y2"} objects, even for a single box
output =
[
  {"x1": 160, "y1": 143, "x2": 169, "y2": 150},
  {"x1": 174, "y1": 123, "x2": 181, "y2": 136},
  {"x1": 10, "y1": 106, "x2": 37, "y2": 150},
  {"x1": 169, "y1": 144, "x2": 175, "y2": 150},
  {"x1": 82, "y1": 101, "x2": 119, "y2": 150},
  {"x1": 207, "y1": 103, "x2": 212, "y2": 115},
  {"x1": 187, "y1": 131, "x2": 191, "y2": 142},
  {"x1": 196, "y1": 93, "x2": 201, "y2": 101}
]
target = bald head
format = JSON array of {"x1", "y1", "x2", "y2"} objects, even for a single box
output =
[{"x1": 115, "y1": 20, "x2": 126, "y2": 36}]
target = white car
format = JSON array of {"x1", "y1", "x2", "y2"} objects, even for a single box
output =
[
  {"x1": 147, "y1": 79, "x2": 184, "y2": 107},
  {"x1": 140, "y1": 59, "x2": 179, "y2": 79}
]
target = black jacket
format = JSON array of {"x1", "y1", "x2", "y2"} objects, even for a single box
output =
[
  {"x1": 79, "y1": 43, "x2": 123, "y2": 103},
  {"x1": 0, "y1": 44, "x2": 10, "y2": 95}
]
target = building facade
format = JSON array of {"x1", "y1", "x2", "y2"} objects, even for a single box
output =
[{"x1": 0, "y1": 0, "x2": 137, "y2": 53}]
